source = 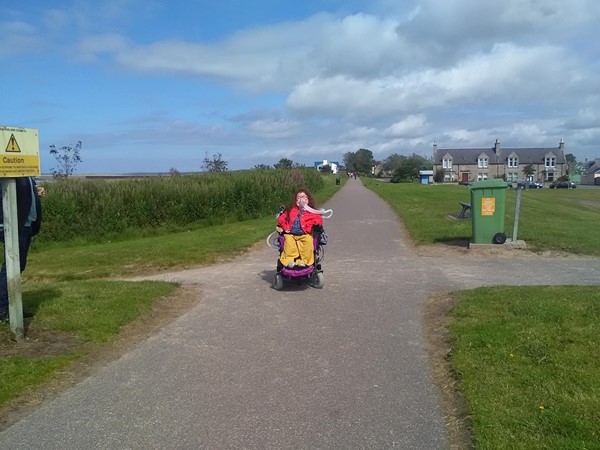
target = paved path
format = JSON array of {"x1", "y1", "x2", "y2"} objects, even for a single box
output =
[{"x1": 1, "y1": 179, "x2": 598, "y2": 449}]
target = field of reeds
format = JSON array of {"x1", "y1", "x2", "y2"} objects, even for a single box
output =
[{"x1": 38, "y1": 169, "x2": 325, "y2": 244}]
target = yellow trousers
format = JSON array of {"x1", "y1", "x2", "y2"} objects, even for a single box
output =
[{"x1": 280, "y1": 234, "x2": 315, "y2": 266}]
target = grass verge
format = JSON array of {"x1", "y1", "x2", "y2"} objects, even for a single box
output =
[
  {"x1": 1, "y1": 280, "x2": 178, "y2": 406},
  {"x1": 449, "y1": 286, "x2": 600, "y2": 449}
]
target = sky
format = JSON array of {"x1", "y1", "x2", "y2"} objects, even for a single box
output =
[{"x1": 3, "y1": 0, "x2": 600, "y2": 174}]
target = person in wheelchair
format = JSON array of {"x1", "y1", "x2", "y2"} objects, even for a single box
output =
[{"x1": 276, "y1": 188, "x2": 323, "y2": 269}]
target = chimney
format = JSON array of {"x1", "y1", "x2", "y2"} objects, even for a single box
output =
[
  {"x1": 559, "y1": 139, "x2": 564, "y2": 152},
  {"x1": 494, "y1": 138, "x2": 500, "y2": 154}
]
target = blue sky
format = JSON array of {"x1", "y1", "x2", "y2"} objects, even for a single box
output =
[{"x1": 3, "y1": 0, "x2": 600, "y2": 174}]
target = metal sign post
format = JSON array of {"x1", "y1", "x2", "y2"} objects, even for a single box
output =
[
  {"x1": 512, "y1": 185, "x2": 522, "y2": 242},
  {"x1": 0, "y1": 126, "x2": 40, "y2": 341}
]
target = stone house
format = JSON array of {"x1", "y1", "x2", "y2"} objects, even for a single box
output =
[
  {"x1": 432, "y1": 139, "x2": 567, "y2": 184},
  {"x1": 580, "y1": 158, "x2": 600, "y2": 185}
]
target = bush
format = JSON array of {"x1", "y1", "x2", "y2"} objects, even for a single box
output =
[{"x1": 39, "y1": 169, "x2": 324, "y2": 243}]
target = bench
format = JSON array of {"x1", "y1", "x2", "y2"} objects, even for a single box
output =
[{"x1": 458, "y1": 202, "x2": 471, "y2": 219}]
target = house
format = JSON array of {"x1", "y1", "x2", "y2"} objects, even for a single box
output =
[
  {"x1": 580, "y1": 158, "x2": 600, "y2": 185},
  {"x1": 432, "y1": 139, "x2": 567, "y2": 184},
  {"x1": 314, "y1": 159, "x2": 339, "y2": 174}
]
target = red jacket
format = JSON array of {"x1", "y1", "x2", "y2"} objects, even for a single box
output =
[{"x1": 277, "y1": 206, "x2": 323, "y2": 234}]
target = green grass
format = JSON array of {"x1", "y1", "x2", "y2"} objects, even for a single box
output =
[
  {"x1": 24, "y1": 280, "x2": 178, "y2": 343},
  {"x1": 0, "y1": 280, "x2": 178, "y2": 405},
  {"x1": 450, "y1": 286, "x2": 600, "y2": 449},
  {"x1": 27, "y1": 173, "x2": 343, "y2": 281},
  {"x1": 365, "y1": 181, "x2": 600, "y2": 256},
  {"x1": 0, "y1": 356, "x2": 76, "y2": 405},
  {"x1": 28, "y1": 217, "x2": 275, "y2": 281}
]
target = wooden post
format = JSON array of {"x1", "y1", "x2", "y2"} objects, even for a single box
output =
[{"x1": 1, "y1": 179, "x2": 24, "y2": 342}]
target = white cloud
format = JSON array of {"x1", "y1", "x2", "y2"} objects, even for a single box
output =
[
  {"x1": 384, "y1": 115, "x2": 428, "y2": 138},
  {"x1": 565, "y1": 108, "x2": 600, "y2": 130},
  {"x1": 77, "y1": 34, "x2": 130, "y2": 62},
  {"x1": 74, "y1": 12, "x2": 414, "y2": 92},
  {"x1": 340, "y1": 126, "x2": 378, "y2": 140},
  {"x1": 286, "y1": 42, "x2": 582, "y2": 120},
  {"x1": 246, "y1": 119, "x2": 302, "y2": 139},
  {"x1": 0, "y1": 21, "x2": 42, "y2": 58}
]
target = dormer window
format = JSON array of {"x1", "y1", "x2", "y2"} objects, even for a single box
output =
[
  {"x1": 545, "y1": 156, "x2": 556, "y2": 168},
  {"x1": 508, "y1": 157, "x2": 519, "y2": 167},
  {"x1": 442, "y1": 157, "x2": 452, "y2": 169},
  {"x1": 478, "y1": 156, "x2": 488, "y2": 168}
]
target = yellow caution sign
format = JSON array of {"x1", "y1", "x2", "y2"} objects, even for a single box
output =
[{"x1": 0, "y1": 126, "x2": 40, "y2": 177}]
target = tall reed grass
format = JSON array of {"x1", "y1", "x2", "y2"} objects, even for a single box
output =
[{"x1": 39, "y1": 169, "x2": 324, "y2": 243}]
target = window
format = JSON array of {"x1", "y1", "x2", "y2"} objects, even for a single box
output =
[
  {"x1": 507, "y1": 172, "x2": 518, "y2": 182},
  {"x1": 508, "y1": 157, "x2": 519, "y2": 168},
  {"x1": 478, "y1": 157, "x2": 488, "y2": 168},
  {"x1": 547, "y1": 172, "x2": 554, "y2": 182},
  {"x1": 442, "y1": 158, "x2": 452, "y2": 169},
  {"x1": 545, "y1": 156, "x2": 556, "y2": 168},
  {"x1": 477, "y1": 173, "x2": 488, "y2": 181}
]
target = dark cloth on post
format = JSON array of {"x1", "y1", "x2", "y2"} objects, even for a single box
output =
[{"x1": 0, "y1": 177, "x2": 42, "y2": 320}]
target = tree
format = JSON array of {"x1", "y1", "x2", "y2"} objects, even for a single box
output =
[
  {"x1": 201, "y1": 152, "x2": 228, "y2": 172},
  {"x1": 319, "y1": 164, "x2": 333, "y2": 174},
  {"x1": 49, "y1": 141, "x2": 82, "y2": 180},
  {"x1": 565, "y1": 153, "x2": 584, "y2": 176},
  {"x1": 382, "y1": 153, "x2": 405, "y2": 174},
  {"x1": 253, "y1": 164, "x2": 272, "y2": 170},
  {"x1": 274, "y1": 158, "x2": 293, "y2": 169},
  {"x1": 169, "y1": 167, "x2": 180, "y2": 176},
  {"x1": 390, "y1": 153, "x2": 431, "y2": 183},
  {"x1": 522, "y1": 164, "x2": 536, "y2": 180},
  {"x1": 343, "y1": 148, "x2": 374, "y2": 175}
]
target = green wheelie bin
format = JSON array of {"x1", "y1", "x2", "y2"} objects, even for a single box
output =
[{"x1": 469, "y1": 179, "x2": 509, "y2": 244}]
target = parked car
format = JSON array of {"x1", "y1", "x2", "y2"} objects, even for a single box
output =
[
  {"x1": 458, "y1": 181, "x2": 471, "y2": 186},
  {"x1": 517, "y1": 181, "x2": 543, "y2": 189},
  {"x1": 550, "y1": 181, "x2": 576, "y2": 189}
]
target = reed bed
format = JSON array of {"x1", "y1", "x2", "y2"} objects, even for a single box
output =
[{"x1": 39, "y1": 169, "x2": 324, "y2": 243}]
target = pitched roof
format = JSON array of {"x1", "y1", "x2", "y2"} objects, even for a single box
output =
[
  {"x1": 433, "y1": 146, "x2": 565, "y2": 165},
  {"x1": 584, "y1": 158, "x2": 600, "y2": 174}
]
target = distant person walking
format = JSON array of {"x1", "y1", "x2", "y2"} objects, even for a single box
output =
[{"x1": 0, "y1": 177, "x2": 43, "y2": 323}]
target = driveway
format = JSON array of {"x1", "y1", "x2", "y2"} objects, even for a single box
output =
[{"x1": 0, "y1": 178, "x2": 598, "y2": 449}]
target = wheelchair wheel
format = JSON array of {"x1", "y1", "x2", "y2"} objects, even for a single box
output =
[
  {"x1": 273, "y1": 273, "x2": 284, "y2": 290},
  {"x1": 312, "y1": 272, "x2": 324, "y2": 289}
]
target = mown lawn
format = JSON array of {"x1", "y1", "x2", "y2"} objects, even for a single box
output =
[{"x1": 450, "y1": 286, "x2": 600, "y2": 449}]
